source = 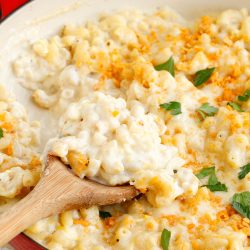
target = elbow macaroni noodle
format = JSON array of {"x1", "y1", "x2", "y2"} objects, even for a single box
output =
[
  {"x1": 0, "y1": 85, "x2": 41, "y2": 206},
  {"x1": 0, "y1": 6, "x2": 249, "y2": 250}
]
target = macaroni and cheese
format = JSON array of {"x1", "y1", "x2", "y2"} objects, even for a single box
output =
[{"x1": 5, "y1": 6, "x2": 250, "y2": 250}]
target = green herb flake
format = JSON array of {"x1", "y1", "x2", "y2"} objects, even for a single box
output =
[
  {"x1": 231, "y1": 192, "x2": 250, "y2": 219},
  {"x1": 238, "y1": 89, "x2": 250, "y2": 102},
  {"x1": 161, "y1": 229, "x2": 171, "y2": 250},
  {"x1": 238, "y1": 163, "x2": 250, "y2": 180},
  {"x1": 196, "y1": 167, "x2": 228, "y2": 192},
  {"x1": 194, "y1": 67, "x2": 215, "y2": 87},
  {"x1": 99, "y1": 210, "x2": 112, "y2": 219},
  {"x1": 208, "y1": 171, "x2": 219, "y2": 185},
  {"x1": 160, "y1": 101, "x2": 181, "y2": 115},
  {"x1": 154, "y1": 57, "x2": 175, "y2": 77},
  {"x1": 197, "y1": 103, "x2": 218, "y2": 120},
  {"x1": 205, "y1": 183, "x2": 228, "y2": 192},
  {"x1": 227, "y1": 102, "x2": 244, "y2": 112},
  {"x1": 196, "y1": 167, "x2": 215, "y2": 179},
  {"x1": 0, "y1": 128, "x2": 3, "y2": 139}
]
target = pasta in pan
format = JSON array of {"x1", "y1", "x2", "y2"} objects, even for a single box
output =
[{"x1": 4, "y1": 6, "x2": 250, "y2": 250}]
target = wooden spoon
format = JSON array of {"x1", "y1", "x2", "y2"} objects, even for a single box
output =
[{"x1": 0, "y1": 155, "x2": 139, "y2": 246}]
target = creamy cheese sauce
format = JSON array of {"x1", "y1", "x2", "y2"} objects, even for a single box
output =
[{"x1": 0, "y1": 6, "x2": 250, "y2": 250}]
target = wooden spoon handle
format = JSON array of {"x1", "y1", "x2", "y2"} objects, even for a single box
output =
[
  {"x1": 0, "y1": 156, "x2": 139, "y2": 246},
  {"x1": 0, "y1": 157, "x2": 78, "y2": 246},
  {"x1": 0, "y1": 191, "x2": 46, "y2": 246}
]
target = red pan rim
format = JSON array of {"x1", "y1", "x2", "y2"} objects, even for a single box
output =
[
  {"x1": 9, "y1": 233, "x2": 47, "y2": 250},
  {"x1": 0, "y1": 0, "x2": 34, "y2": 23}
]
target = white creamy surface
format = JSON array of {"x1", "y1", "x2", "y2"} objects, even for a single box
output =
[{"x1": 52, "y1": 92, "x2": 185, "y2": 185}]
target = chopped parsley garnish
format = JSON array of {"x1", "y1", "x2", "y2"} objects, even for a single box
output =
[
  {"x1": 231, "y1": 192, "x2": 250, "y2": 219},
  {"x1": 99, "y1": 210, "x2": 112, "y2": 219},
  {"x1": 238, "y1": 163, "x2": 250, "y2": 180},
  {"x1": 196, "y1": 167, "x2": 228, "y2": 192},
  {"x1": 194, "y1": 67, "x2": 215, "y2": 87},
  {"x1": 197, "y1": 103, "x2": 218, "y2": 120},
  {"x1": 205, "y1": 183, "x2": 228, "y2": 192},
  {"x1": 196, "y1": 167, "x2": 215, "y2": 179},
  {"x1": 160, "y1": 101, "x2": 181, "y2": 115},
  {"x1": 227, "y1": 102, "x2": 243, "y2": 112},
  {"x1": 161, "y1": 229, "x2": 171, "y2": 250},
  {"x1": 238, "y1": 89, "x2": 250, "y2": 102},
  {"x1": 0, "y1": 128, "x2": 3, "y2": 139},
  {"x1": 154, "y1": 57, "x2": 175, "y2": 77}
]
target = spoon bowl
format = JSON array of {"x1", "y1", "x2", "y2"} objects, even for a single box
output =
[{"x1": 0, "y1": 155, "x2": 139, "y2": 247}]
